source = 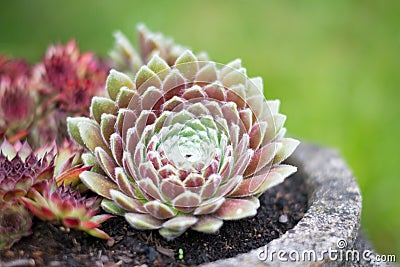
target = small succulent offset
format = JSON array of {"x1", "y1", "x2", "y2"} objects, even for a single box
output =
[
  {"x1": 0, "y1": 139, "x2": 52, "y2": 249},
  {"x1": 20, "y1": 178, "x2": 114, "y2": 243},
  {"x1": 0, "y1": 139, "x2": 55, "y2": 202},
  {"x1": 68, "y1": 25, "x2": 299, "y2": 240},
  {"x1": 0, "y1": 201, "x2": 32, "y2": 250},
  {"x1": 0, "y1": 56, "x2": 36, "y2": 142},
  {"x1": 34, "y1": 40, "x2": 109, "y2": 115},
  {"x1": 0, "y1": 41, "x2": 109, "y2": 148},
  {"x1": 0, "y1": 139, "x2": 113, "y2": 248}
]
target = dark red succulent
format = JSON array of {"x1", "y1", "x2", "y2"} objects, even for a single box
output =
[
  {"x1": 0, "y1": 200, "x2": 32, "y2": 250},
  {"x1": 0, "y1": 55, "x2": 31, "y2": 80},
  {"x1": 36, "y1": 40, "x2": 109, "y2": 115},
  {"x1": 0, "y1": 55, "x2": 37, "y2": 142}
]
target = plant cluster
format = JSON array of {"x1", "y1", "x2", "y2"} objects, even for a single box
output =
[
  {"x1": 0, "y1": 42, "x2": 112, "y2": 249},
  {"x1": 0, "y1": 24, "x2": 299, "y2": 249}
]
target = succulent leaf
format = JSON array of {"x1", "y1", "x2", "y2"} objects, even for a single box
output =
[{"x1": 106, "y1": 69, "x2": 135, "y2": 100}]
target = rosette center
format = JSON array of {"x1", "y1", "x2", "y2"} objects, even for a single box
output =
[{"x1": 161, "y1": 118, "x2": 218, "y2": 172}]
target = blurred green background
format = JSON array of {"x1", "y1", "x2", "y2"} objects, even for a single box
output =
[{"x1": 1, "y1": 0, "x2": 399, "y2": 257}]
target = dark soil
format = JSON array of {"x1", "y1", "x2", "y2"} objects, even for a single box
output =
[{"x1": 0, "y1": 171, "x2": 308, "y2": 267}]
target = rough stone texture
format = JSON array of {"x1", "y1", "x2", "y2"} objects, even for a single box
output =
[{"x1": 201, "y1": 143, "x2": 373, "y2": 266}]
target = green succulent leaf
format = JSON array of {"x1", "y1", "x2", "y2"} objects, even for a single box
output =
[
  {"x1": 106, "y1": 69, "x2": 135, "y2": 100},
  {"x1": 90, "y1": 97, "x2": 118, "y2": 124}
]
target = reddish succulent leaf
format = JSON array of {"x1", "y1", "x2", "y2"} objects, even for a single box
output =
[
  {"x1": 135, "y1": 66, "x2": 162, "y2": 94},
  {"x1": 218, "y1": 175, "x2": 242, "y2": 197},
  {"x1": 121, "y1": 109, "x2": 137, "y2": 142},
  {"x1": 115, "y1": 167, "x2": 137, "y2": 197},
  {"x1": 139, "y1": 161, "x2": 160, "y2": 186},
  {"x1": 221, "y1": 102, "x2": 240, "y2": 128},
  {"x1": 172, "y1": 191, "x2": 201, "y2": 213},
  {"x1": 90, "y1": 214, "x2": 114, "y2": 224},
  {"x1": 63, "y1": 217, "x2": 81, "y2": 228},
  {"x1": 204, "y1": 101, "x2": 223, "y2": 117},
  {"x1": 110, "y1": 133, "x2": 124, "y2": 166},
  {"x1": 144, "y1": 200, "x2": 177, "y2": 219},
  {"x1": 141, "y1": 86, "x2": 164, "y2": 111},
  {"x1": 232, "y1": 149, "x2": 253, "y2": 177},
  {"x1": 3, "y1": 189, "x2": 26, "y2": 202},
  {"x1": 226, "y1": 84, "x2": 246, "y2": 109},
  {"x1": 110, "y1": 189, "x2": 146, "y2": 213},
  {"x1": 215, "y1": 198, "x2": 259, "y2": 220},
  {"x1": 95, "y1": 147, "x2": 117, "y2": 181},
  {"x1": 56, "y1": 164, "x2": 91, "y2": 187},
  {"x1": 175, "y1": 50, "x2": 199, "y2": 81},
  {"x1": 115, "y1": 87, "x2": 135, "y2": 108},
  {"x1": 122, "y1": 152, "x2": 138, "y2": 182},
  {"x1": 182, "y1": 85, "x2": 206, "y2": 100},
  {"x1": 200, "y1": 174, "x2": 222, "y2": 199},
  {"x1": 232, "y1": 165, "x2": 297, "y2": 197},
  {"x1": 162, "y1": 69, "x2": 186, "y2": 101},
  {"x1": 160, "y1": 178, "x2": 185, "y2": 201},
  {"x1": 87, "y1": 228, "x2": 114, "y2": 243},
  {"x1": 195, "y1": 62, "x2": 218, "y2": 84},
  {"x1": 239, "y1": 109, "x2": 253, "y2": 133},
  {"x1": 20, "y1": 197, "x2": 55, "y2": 221},
  {"x1": 138, "y1": 178, "x2": 163, "y2": 201},
  {"x1": 193, "y1": 197, "x2": 225, "y2": 215},
  {"x1": 243, "y1": 143, "x2": 276, "y2": 177}
]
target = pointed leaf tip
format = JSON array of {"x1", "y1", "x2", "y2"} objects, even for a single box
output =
[
  {"x1": 106, "y1": 69, "x2": 134, "y2": 100},
  {"x1": 67, "y1": 117, "x2": 93, "y2": 147},
  {"x1": 90, "y1": 97, "x2": 118, "y2": 123}
]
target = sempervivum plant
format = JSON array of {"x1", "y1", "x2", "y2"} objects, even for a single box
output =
[
  {"x1": 25, "y1": 40, "x2": 111, "y2": 145},
  {"x1": 68, "y1": 26, "x2": 299, "y2": 240},
  {"x1": 0, "y1": 138, "x2": 113, "y2": 246},
  {"x1": 20, "y1": 177, "x2": 114, "y2": 243},
  {"x1": 0, "y1": 139, "x2": 54, "y2": 202},
  {"x1": 0, "y1": 56, "x2": 36, "y2": 142},
  {"x1": 0, "y1": 201, "x2": 32, "y2": 250},
  {"x1": 110, "y1": 24, "x2": 208, "y2": 76},
  {"x1": 34, "y1": 40, "x2": 109, "y2": 115}
]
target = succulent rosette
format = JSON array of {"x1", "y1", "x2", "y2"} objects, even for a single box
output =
[
  {"x1": 0, "y1": 139, "x2": 54, "y2": 202},
  {"x1": 20, "y1": 177, "x2": 114, "y2": 243},
  {"x1": 0, "y1": 138, "x2": 112, "y2": 244},
  {"x1": 0, "y1": 55, "x2": 31, "y2": 80},
  {"x1": 110, "y1": 24, "x2": 208, "y2": 76},
  {"x1": 0, "y1": 201, "x2": 32, "y2": 250},
  {"x1": 0, "y1": 56, "x2": 37, "y2": 142},
  {"x1": 68, "y1": 26, "x2": 299, "y2": 240},
  {"x1": 34, "y1": 40, "x2": 109, "y2": 115}
]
